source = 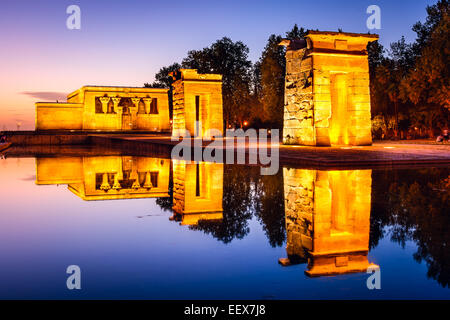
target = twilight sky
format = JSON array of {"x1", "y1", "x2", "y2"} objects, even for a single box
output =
[{"x1": 0, "y1": 0, "x2": 435, "y2": 130}]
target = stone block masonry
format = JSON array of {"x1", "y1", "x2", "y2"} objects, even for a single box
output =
[
  {"x1": 280, "y1": 31, "x2": 379, "y2": 146},
  {"x1": 170, "y1": 69, "x2": 223, "y2": 138},
  {"x1": 282, "y1": 167, "x2": 376, "y2": 276}
]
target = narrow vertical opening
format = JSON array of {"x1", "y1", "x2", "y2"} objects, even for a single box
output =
[
  {"x1": 195, "y1": 162, "x2": 200, "y2": 197},
  {"x1": 329, "y1": 73, "x2": 348, "y2": 145},
  {"x1": 195, "y1": 95, "x2": 200, "y2": 137}
]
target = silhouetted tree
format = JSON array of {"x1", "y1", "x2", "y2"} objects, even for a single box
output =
[
  {"x1": 182, "y1": 37, "x2": 253, "y2": 129},
  {"x1": 370, "y1": 0, "x2": 449, "y2": 139},
  {"x1": 400, "y1": 0, "x2": 450, "y2": 134},
  {"x1": 371, "y1": 167, "x2": 450, "y2": 288},
  {"x1": 255, "y1": 25, "x2": 307, "y2": 130},
  {"x1": 253, "y1": 171, "x2": 286, "y2": 247}
]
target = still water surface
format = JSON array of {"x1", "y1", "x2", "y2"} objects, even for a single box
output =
[{"x1": 0, "y1": 156, "x2": 449, "y2": 299}]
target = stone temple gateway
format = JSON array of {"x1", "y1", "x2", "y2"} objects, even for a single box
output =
[
  {"x1": 280, "y1": 31, "x2": 379, "y2": 146},
  {"x1": 34, "y1": 31, "x2": 378, "y2": 144}
]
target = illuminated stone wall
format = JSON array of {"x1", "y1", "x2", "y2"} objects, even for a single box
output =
[
  {"x1": 36, "y1": 156, "x2": 170, "y2": 201},
  {"x1": 282, "y1": 168, "x2": 376, "y2": 276},
  {"x1": 172, "y1": 160, "x2": 223, "y2": 225},
  {"x1": 36, "y1": 86, "x2": 170, "y2": 132},
  {"x1": 171, "y1": 69, "x2": 223, "y2": 138},
  {"x1": 281, "y1": 31, "x2": 379, "y2": 146}
]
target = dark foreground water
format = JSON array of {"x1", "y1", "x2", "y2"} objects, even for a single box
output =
[{"x1": 0, "y1": 156, "x2": 449, "y2": 299}]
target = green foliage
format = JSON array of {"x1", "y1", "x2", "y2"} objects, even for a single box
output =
[
  {"x1": 258, "y1": 34, "x2": 285, "y2": 128},
  {"x1": 371, "y1": 0, "x2": 449, "y2": 139},
  {"x1": 371, "y1": 168, "x2": 450, "y2": 287},
  {"x1": 181, "y1": 37, "x2": 254, "y2": 127},
  {"x1": 285, "y1": 24, "x2": 306, "y2": 40},
  {"x1": 255, "y1": 25, "x2": 307, "y2": 129}
]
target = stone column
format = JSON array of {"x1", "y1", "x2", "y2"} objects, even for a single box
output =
[
  {"x1": 111, "y1": 97, "x2": 121, "y2": 114},
  {"x1": 100, "y1": 173, "x2": 111, "y2": 191},
  {"x1": 131, "y1": 97, "x2": 141, "y2": 111},
  {"x1": 142, "y1": 97, "x2": 152, "y2": 115},
  {"x1": 112, "y1": 174, "x2": 121, "y2": 190},
  {"x1": 143, "y1": 172, "x2": 153, "y2": 189},
  {"x1": 99, "y1": 96, "x2": 110, "y2": 114},
  {"x1": 130, "y1": 97, "x2": 140, "y2": 129}
]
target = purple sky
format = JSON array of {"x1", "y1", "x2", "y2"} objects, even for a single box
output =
[{"x1": 0, "y1": 0, "x2": 435, "y2": 129}]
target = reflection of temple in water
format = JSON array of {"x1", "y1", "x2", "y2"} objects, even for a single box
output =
[
  {"x1": 171, "y1": 160, "x2": 223, "y2": 225},
  {"x1": 36, "y1": 156, "x2": 170, "y2": 200},
  {"x1": 280, "y1": 168, "x2": 378, "y2": 277}
]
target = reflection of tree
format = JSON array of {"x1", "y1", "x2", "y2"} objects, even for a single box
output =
[
  {"x1": 155, "y1": 162, "x2": 286, "y2": 246},
  {"x1": 155, "y1": 163, "x2": 173, "y2": 212},
  {"x1": 155, "y1": 164, "x2": 450, "y2": 286},
  {"x1": 190, "y1": 165, "x2": 256, "y2": 243},
  {"x1": 253, "y1": 171, "x2": 286, "y2": 247},
  {"x1": 190, "y1": 165, "x2": 286, "y2": 246},
  {"x1": 371, "y1": 168, "x2": 450, "y2": 288}
]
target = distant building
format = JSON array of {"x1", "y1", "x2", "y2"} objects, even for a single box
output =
[{"x1": 35, "y1": 86, "x2": 170, "y2": 132}]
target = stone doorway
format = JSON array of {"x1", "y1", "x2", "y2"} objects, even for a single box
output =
[
  {"x1": 122, "y1": 113, "x2": 133, "y2": 130},
  {"x1": 330, "y1": 73, "x2": 349, "y2": 146}
]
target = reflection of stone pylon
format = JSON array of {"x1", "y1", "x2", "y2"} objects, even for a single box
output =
[
  {"x1": 280, "y1": 168, "x2": 375, "y2": 277},
  {"x1": 143, "y1": 172, "x2": 153, "y2": 189},
  {"x1": 112, "y1": 174, "x2": 121, "y2": 190},
  {"x1": 100, "y1": 173, "x2": 111, "y2": 191}
]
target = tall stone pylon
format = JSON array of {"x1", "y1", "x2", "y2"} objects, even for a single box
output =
[
  {"x1": 280, "y1": 31, "x2": 379, "y2": 146},
  {"x1": 170, "y1": 69, "x2": 223, "y2": 138}
]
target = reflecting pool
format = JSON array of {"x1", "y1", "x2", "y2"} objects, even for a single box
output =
[{"x1": 0, "y1": 155, "x2": 449, "y2": 299}]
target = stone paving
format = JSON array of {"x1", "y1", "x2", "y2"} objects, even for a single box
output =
[{"x1": 93, "y1": 134, "x2": 450, "y2": 168}]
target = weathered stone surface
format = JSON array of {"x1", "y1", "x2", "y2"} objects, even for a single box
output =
[
  {"x1": 280, "y1": 31, "x2": 378, "y2": 146},
  {"x1": 171, "y1": 69, "x2": 223, "y2": 138},
  {"x1": 281, "y1": 167, "x2": 376, "y2": 276}
]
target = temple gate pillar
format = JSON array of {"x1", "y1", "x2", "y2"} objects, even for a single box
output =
[
  {"x1": 170, "y1": 69, "x2": 223, "y2": 138},
  {"x1": 280, "y1": 31, "x2": 379, "y2": 146}
]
